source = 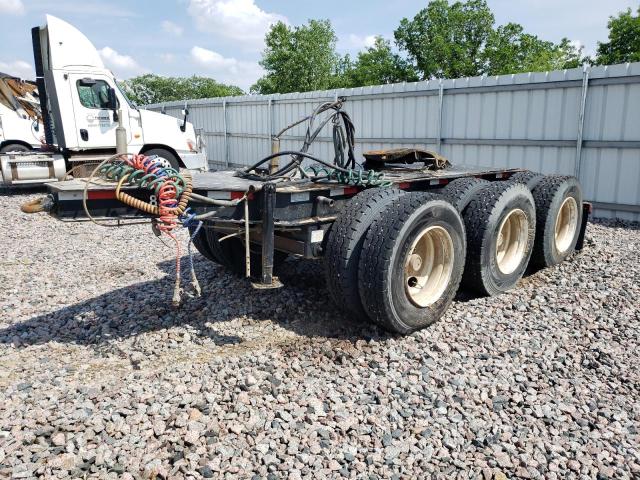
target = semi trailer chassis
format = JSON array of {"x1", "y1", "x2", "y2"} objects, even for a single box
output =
[
  {"x1": 45, "y1": 163, "x2": 590, "y2": 288},
  {"x1": 37, "y1": 100, "x2": 590, "y2": 334}
]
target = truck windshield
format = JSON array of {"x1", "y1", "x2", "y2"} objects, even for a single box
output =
[{"x1": 115, "y1": 81, "x2": 136, "y2": 109}]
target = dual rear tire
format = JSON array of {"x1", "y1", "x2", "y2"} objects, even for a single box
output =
[
  {"x1": 459, "y1": 181, "x2": 536, "y2": 296},
  {"x1": 325, "y1": 190, "x2": 467, "y2": 334},
  {"x1": 357, "y1": 193, "x2": 466, "y2": 334},
  {"x1": 530, "y1": 176, "x2": 583, "y2": 267}
]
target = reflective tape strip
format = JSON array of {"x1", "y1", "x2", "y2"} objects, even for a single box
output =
[
  {"x1": 207, "y1": 191, "x2": 231, "y2": 200},
  {"x1": 290, "y1": 192, "x2": 310, "y2": 203}
]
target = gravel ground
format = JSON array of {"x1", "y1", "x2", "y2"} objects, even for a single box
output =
[{"x1": 0, "y1": 191, "x2": 639, "y2": 480}]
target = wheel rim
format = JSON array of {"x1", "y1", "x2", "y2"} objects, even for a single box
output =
[
  {"x1": 554, "y1": 197, "x2": 578, "y2": 253},
  {"x1": 150, "y1": 154, "x2": 173, "y2": 170},
  {"x1": 495, "y1": 209, "x2": 529, "y2": 274},
  {"x1": 404, "y1": 226, "x2": 454, "y2": 307}
]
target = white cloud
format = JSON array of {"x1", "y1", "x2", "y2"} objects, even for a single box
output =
[
  {"x1": 161, "y1": 20, "x2": 183, "y2": 37},
  {"x1": 191, "y1": 46, "x2": 238, "y2": 70},
  {"x1": 346, "y1": 34, "x2": 378, "y2": 50},
  {"x1": 98, "y1": 47, "x2": 147, "y2": 78},
  {"x1": 0, "y1": 0, "x2": 24, "y2": 15},
  {"x1": 0, "y1": 59, "x2": 34, "y2": 79},
  {"x1": 187, "y1": 0, "x2": 287, "y2": 50},
  {"x1": 190, "y1": 46, "x2": 262, "y2": 90}
]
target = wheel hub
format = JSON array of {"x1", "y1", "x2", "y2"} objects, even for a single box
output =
[
  {"x1": 495, "y1": 208, "x2": 528, "y2": 275},
  {"x1": 404, "y1": 225, "x2": 454, "y2": 307},
  {"x1": 554, "y1": 197, "x2": 578, "y2": 253}
]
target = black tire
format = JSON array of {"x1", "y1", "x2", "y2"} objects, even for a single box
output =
[
  {"x1": 530, "y1": 176, "x2": 583, "y2": 268},
  {"x1": 510, "y1": 170, "x2": 545, "y2": 190},
  {"x1": 462, "y1": 182, "x2": 536, "y2": 296},
  {"x1": 188, "y1": 225, "x2": 223, "y2": 264},
  {"x1": 441, "y1": 177, "x2": 490, "y2": 212},
  {"x1": 324, "y1": 187, "x2": 407, "y2": 320},
  {"x1": 0, "y1": 143, "x2": 31, "y2": 153},
  {"x1": 143, "y1": 148, "x2": 180, "y2": 170},
  {"x1": 358, "y1": 193, "x2": 466, "y2": 334},
  {"x1": 204, "y1": 226, "x2": 287, "y2": 277}
]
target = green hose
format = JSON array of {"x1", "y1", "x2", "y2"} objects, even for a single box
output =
[
  {"x1": 304, "y1": 165, "x2": 392, "y2": 187},
  {"x1": 99, "y1": 162, "x2": 187, "y2": 195}
]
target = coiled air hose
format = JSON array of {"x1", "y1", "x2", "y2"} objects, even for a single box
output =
[{"x1": 85, "y1": 153, "x2": 199, "y2": 306}]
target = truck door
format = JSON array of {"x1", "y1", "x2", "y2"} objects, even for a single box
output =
[{"x1": 68, "y1": 74, "x2": 125, "y2": 148}]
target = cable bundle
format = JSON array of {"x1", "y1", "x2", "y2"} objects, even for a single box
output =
[
  {"x1": 237, "y1": 99, "x2": 388, "y2": 187},
  {"x1": 89, "y1": 154, "x2": 198, "y2": 306}
]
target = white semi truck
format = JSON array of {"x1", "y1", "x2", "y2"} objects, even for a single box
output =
[{"x1": 1, "y1": 15, "x2": 206, "y2": 186}]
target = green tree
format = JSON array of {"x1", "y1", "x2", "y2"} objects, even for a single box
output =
[
  {"x1": 483, "y1": 24, "x2": 583, "y2": 75},
  {"x1": 343, "y1": 36, "x2": 418, "y2": 87},
  {"x1": 120, "y1": 74, "x2": 243, "y2": 105},
  {"x1": 394, "y1": 0, "x2": 586, "y2": 79},
  {"x1": 555, "y1": 38, "x2": 585, "y2": 70},
  {"x1": 595, "y1": 7, "x2": 640, "y2": 65},
  {"x1": 252, "y1": 20, "x2": 342, "y2": 94},
  {"x1": 394, "y1": 0, "x2": 495, "y2": 79}
]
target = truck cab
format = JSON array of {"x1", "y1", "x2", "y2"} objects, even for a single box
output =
[{"x1": 32, "y1": 14, "x2": 206, "y2": 171}]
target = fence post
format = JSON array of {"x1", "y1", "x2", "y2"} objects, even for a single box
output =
[
  {"x1": 268, "y1": 98, "x2": 273, "y2": 146},
  {"x1": 575, "y1": 64, "x2": 590, "y2": 179},
  {"x1": 222, "y1": 99, "x2": 229, "y2": 167},
  {"x1": 437, "y1": 81, "x2": 444, "y2": 152}
]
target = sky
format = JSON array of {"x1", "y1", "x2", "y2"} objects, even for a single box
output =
[{"x1": 0, "y1": 0, "x2": 638, "y2": 91}]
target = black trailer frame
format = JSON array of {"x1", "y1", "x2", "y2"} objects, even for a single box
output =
[{"x1": 44, "y1": 162, "x2": 591, "y2": 288}]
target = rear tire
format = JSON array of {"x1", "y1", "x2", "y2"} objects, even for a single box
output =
[
  {"x1": 204, "y1": 227, "x2": 287, "y2": 277},
  {"x1": 358, "y1": 193, "x2": 466, "y2": 334},
  {"x1": 530, "y1": 176, "x2": 583, "y2": 268},
  {"x1": 462, "y1": 182, "x2": 536, "y2": 296},
  {"x1": 189, "y1": 225, "x2": 224, "y2": 264},
  {"x1": 509, "y1": 170, "x2": 544, "y2": 189},
  {"x1": 441, "y1": 177, "x2": 489, "y2": 212},
  {"x1": 324, "y1": 187, "x2": 407, "y2": 320}
]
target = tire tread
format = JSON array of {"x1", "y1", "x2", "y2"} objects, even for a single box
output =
[
  {"x1": 324, "y1": 187, "x2": 406, "y2": 319},
  {"x1": 462, "y1": 181, "x2": 534, "y2": 295}
]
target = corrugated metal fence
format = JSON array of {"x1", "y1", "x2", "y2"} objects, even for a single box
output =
[{"x1": 147, "y1": 62, "x2": 640, "y2": 221}]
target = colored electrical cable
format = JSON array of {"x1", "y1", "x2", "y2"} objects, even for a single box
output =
[{"x1": 86, "y1": 153, "x2": 196, "y2": 306}]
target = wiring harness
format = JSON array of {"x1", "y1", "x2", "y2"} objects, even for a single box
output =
[{"x1": 238, "y1": 99, "x2": 390, "y2": 187}]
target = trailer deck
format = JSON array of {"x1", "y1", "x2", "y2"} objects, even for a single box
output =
[{"x1": 47, "y1": 164, "x2": 522, "y2": 222}]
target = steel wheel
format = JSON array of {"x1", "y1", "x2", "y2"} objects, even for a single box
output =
[
  {"x1": 404, "y1": 225, "x2": 454, "y2": 307},
  {"x1": 554, "y1": 197, "x2": 578, "y2": 254},
  {"x1": 496, "y1": 208, "x2": 529, "y2": 275}
]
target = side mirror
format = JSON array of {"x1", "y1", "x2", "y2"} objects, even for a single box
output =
[
  {"x1": 180, "y1": 104, "x2": 189, "y2": 132},
  {"x1": 107, "y1": 87, "x2": 119, "y2": 122}
]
